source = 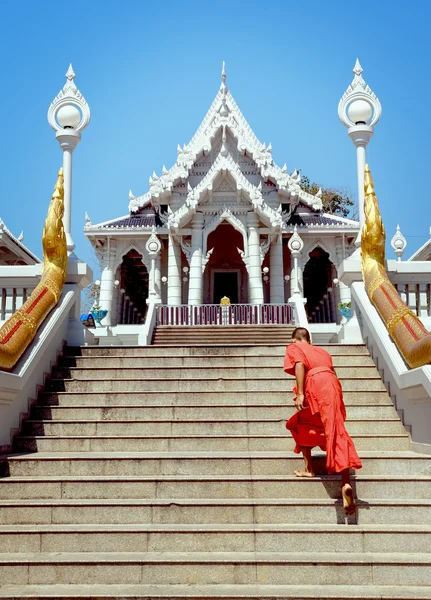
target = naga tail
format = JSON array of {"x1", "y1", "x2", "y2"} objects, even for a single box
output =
[
  {"x1": 361, "y1": 164, "x2": 431, "y2": 369},
  {"x1": 0, "y1": 169, "x2": 67, "y2": 371}
]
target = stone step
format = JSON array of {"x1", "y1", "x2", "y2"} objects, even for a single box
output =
[
  {"x1": 21, "y1": 418, "x2": 406, "y2": 437},
  {"x1": 1, "y1": 474, "x2": 429, "y2": 501},
  {"x1": 59, "y1": 354, "x2": 376, "y2": 368},
  {"x1": 0, "y1": 523, "x2": 430, "y2": 553},
  {"x1": 38, "y1": 390, "x2": 393, "y2": 407},
  {"x1": 2, "y1": 452, "x2": 427, "y2": 478},
  {"x1": 51, "y1": 366, "x2": 380, "y2": 380},
  {"x1": 0, "y1": 498, "x2": 430, "y2": 526},
  {"x1": 2, "y1": 583, "x2": 431, "y2": 600},
  {"x1": 0, "y1": 551, "x2": 430, "y2": 587},
  {"x1": 45, "y1": 377, "x2": 387, "y2": 393},
  {"x1": 13, "y1": 433, "x2": 410, "y2": 453},
  {"x1": 29, "y1": 404, "x2": 400, "y2": 422},
  {"x1": 65, "y1": 344, "x2": 369, "y2": 357}
]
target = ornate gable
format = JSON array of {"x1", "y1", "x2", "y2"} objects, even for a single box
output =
[{"x1": 128, "y1": 64, "x2": 323, "y2": 217}]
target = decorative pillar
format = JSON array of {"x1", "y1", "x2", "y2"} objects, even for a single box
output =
[
  {"x1": 288, "y1": 227, "x2": 304, "y2": 296},
  {"x1": 48, "y1": 65, "x2": 91, "y2": 254},
  {"x1": 247, "y1": 212, "x2": 264, "y2": 305},
  {"x1": 146, "y1": 227, "x2": 162, "y2": 304},
  {"x1": 167, "y1": 233, "x2": 182, "y2": 305},
  {"x1": 98, "y1": 238, "x2": 116, "y2": 326},
  {"x1": 334, "y1": 236, "x2": 352, "y2": 322},
  {"x1": 188, "y1": 213, "x2": 204, "y2": 306},
  {"x1": 269, "y1": 234, "x2": 284, "y2": 304},
  {"x1": 338, "y1": 60, "x2": 381, "y2": 247}
]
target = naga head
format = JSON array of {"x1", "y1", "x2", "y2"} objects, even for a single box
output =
[{"x1": 361, "y1": 164, "x2": 386, "y2": 268}]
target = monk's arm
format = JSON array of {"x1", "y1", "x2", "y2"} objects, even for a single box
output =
[{"x1": 294, "y1": 362, "x2": 306, "y2": 410}]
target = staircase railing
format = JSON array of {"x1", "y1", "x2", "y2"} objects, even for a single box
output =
[
  {"x1": 156, "y1": 303, "x2": 292, "y2": 326},
  {"x1": 352, "y1": 280, "x2": 431, "y2": 453},
  {"x1": 0, "y1": 265, "x2": 42, "y2": 324}
]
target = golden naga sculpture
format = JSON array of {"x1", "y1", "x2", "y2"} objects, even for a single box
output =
[
  {"x1": 361, "y1": 164, "x2": 431, "y2": 369},
  {"x1": 0, "y1": 169, "x2": 67, "y2": 371}
]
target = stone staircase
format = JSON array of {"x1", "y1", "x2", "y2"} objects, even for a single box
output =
[{"x1": 0, "y1": 340, "x2": 431, "y2": 599}]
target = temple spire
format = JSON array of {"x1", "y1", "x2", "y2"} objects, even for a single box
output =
[{"x1": 220, "y1": 61, "x2": 227, "y2": 93}]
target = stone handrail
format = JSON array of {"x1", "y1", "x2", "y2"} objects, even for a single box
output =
[
  {"x1": 0, "y1": 286, "x2": 76, "y2": 452},
  {"x1": 0, "y1": 257, "x2": 93, "y2": 451},
  {"x1": 352, "y1": 280, "x2": 431, "y2": 454},
  {"x1": 288, "y1": 295, "x2": 308, "y2": 328}
]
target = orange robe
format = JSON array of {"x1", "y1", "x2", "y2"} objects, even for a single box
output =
[{"x1": 284, "y1": 342, "x2": 362, "y2": 474}]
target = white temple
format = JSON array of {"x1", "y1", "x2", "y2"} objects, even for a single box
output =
[{"x1": 85, "y1": 64, "x2": 359, "y2": 330}]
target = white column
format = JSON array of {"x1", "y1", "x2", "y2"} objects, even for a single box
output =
[
  {"x1": 154, "y1": 254, "x2": 162, "y2": 302},
  {"x1": 188, "y1": 213, "x2": 204, "y2": 306},
  {"x1": 247, "y1": 213, "x2": 264, "y2": 305},
  {"x1": 269, "y1": 235, "x2": 284, "y2": 303},
  {"x1": 167, "y1": 233, "x2": 182, "y2": 306},
  {"x1": 348, "y1": 129, "x2": 372, "y2": 240},
  {"x1": 98, "y1": 240, "x2": 115, "y2": 326},
  {"x1": 56, "y1": 133, "x2": 79, "y2": 253},
  {"x1": 289, "y1": 256, "x2": 303, "y2": 296}
]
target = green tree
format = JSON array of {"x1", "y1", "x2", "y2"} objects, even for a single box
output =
[{"x1": 300, "y1": 175, "x2": 357, "y2": 219}]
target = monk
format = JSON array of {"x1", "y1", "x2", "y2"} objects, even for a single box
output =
[{"x1": 284, "y1": 327, "x2": 362, "y2": 515}]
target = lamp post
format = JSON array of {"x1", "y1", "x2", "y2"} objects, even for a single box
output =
[
  {"x1": 338, "y1": 60, "x2": 381, "y2": 247},
  {"x1": 48, "y1": 65, "x2": 90, "y2": 255},
  {"x1": 288, "y1": 226, "x2": 304, "y2": 295},
  {"x1": 145, "y1": 227, "x2": 162, "y2": 303},
  {"x1": 391, "y1": 225, "x2": 407, "y2": 262}
]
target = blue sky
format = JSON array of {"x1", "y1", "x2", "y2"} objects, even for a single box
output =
[{"x1": 0, "y1": 0, "x2": 430, "y2": 271}]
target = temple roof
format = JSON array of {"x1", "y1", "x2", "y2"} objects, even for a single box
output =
[
  {"x1": 0, "y1": 218, "x2": 40, "y2": 265},
  {"x1": 287, "y1": 212, "x2": 358, "y2": 228},
  {"x1": 408, "y1": 228, "x2": 431, "y2": 261},
  {"x1": 127, "y1": 63, "x2": 323, "y2": 216},
  {"x1": 86, "y1": 64, "x2": 359, "y2": 236},
  {"x1": 86, "y1": 213, "x2": 158, "y2": 230}
]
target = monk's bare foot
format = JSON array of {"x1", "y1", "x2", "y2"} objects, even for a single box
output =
[
  {"x1": 342, "y1": 483, "x2": 356, "y2": 515},
  {"x1": 294, "y1": 469, "x2": 315, "y2": 477}
]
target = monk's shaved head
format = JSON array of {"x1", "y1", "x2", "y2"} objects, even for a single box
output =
[{"x1": 291, "y1": 327, "x2": 311, "y2": 343}]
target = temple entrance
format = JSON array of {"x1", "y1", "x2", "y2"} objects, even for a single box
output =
[
  {"x1": 212, "y1": 271, "x2": 239, "y2": 304},
  {"x1": 303, "y1": 247, "x2": 337, "y2": 323},
  {"x1": 117, "y1": 249, "x2": 149, "y2": 324},
  {"x1": 203, "y1": 222, "x2": 248, "y2": 304}
]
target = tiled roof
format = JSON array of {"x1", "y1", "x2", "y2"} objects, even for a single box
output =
[
  {"x1": 93, "y1": 214, "x2": 158, "y2": 229},
  {"x1": 286, "y1": 213, "x2": 356, "y2": 227}
]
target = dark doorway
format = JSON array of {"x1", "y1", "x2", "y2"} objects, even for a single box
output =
[{"x1": 213, "y1": 272, "x2": 239, "y2": 304}]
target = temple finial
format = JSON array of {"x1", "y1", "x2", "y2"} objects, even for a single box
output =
[
  {"x1": 353, "y1": 58, "x2": 363, "y2": 77},
  {"x1": 220, "y1": 61, "x2": 227, "y2": 92},
  {"x1": 65, "y1": 63, "x2": 76, "y2": 81}
]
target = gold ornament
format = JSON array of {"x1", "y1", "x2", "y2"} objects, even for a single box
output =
[
  {"x1": 0, "y1": 169, "x2": 67, "y2": 370},
  {"x1": 361, "y1": 164, "x2": 431, "y2": 369}
]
